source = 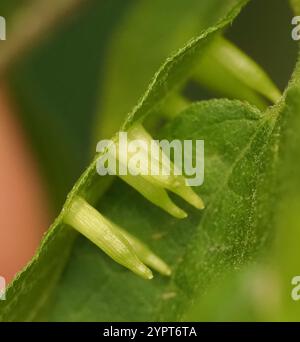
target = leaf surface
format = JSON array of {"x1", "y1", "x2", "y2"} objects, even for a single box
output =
[{"x1": 43, "y1": 99, "x2": 268, "y2": 321}]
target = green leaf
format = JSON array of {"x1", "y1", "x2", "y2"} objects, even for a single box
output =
[
  {"x1": 0, "y1": 0, "x2": 249, "y2": 321},
  {"x1": 168, "y1": 1, "x2": 300, "y2": 321},
  {"x1": 268, "y1": 50, "x2": 300, "y2": 320},
  {"x1": 271, "y1": 83, "x2": 300, "y2": 321},
  {"x1": 182, "y1": 66, "x2": 300, "y2": 322},
  {"x1": 39, "y1": 98, "x2": 266, "y2": 321}
]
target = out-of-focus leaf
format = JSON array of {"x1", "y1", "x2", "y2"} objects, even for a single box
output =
[
  {"x1": 0, "y1": 1, "x2": 18, "y2": 16},
  {"x1": 274, "y1": 83, "x2": 300, "y2": 322},
  {"x1": 271, "y1": 27, "x2": 300, "y2": 318},
  {"x1": 0, "y1": 0, "x2": 89, "y2": 76},
  {"x1": 8, "y1": 0, "x2": 129, "y2": 211}
]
